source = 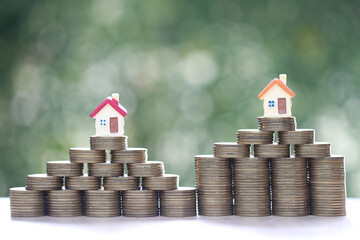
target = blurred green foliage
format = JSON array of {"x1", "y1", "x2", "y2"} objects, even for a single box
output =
[{"x1": 1, "y1": 0, "x2": 360, "y2": 197}]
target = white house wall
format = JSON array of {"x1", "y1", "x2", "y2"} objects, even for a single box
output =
[
  {"x1": 262, "y1": 84, "x2": 292, "y2": 118},
  {"x1": 93, "y1": 104, "x2": 125, "y2": 136}
]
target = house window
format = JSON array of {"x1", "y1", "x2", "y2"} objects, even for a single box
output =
[
  {"x1": 268, "y1": 100, "x2": 275, "y2": 108},
  {"x1": 100, "y1": 119, "x2": 107, "y2": 127}
]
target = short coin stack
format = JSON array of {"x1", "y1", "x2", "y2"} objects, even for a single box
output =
[
  {"x1": 10, "y1": 187, "x2": 46, "y2": 217},
  {"x1": 47, "y1": 190, "x2": 83, "y2": 217},
  {"x1": 160, "y1": 187, "x2": 197, "y2": 217}
]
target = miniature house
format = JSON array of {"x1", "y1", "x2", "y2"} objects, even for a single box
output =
[
  {"x1": 258, "y1": 74, "x2": 295, "y2": 118},
  {"x1": 90, "y1": 93, "x2": 127, "y2": 136}
]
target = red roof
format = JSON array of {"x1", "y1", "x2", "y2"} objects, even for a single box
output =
[
  {"x1": 90, "y1": 97, "x2": 127, "y2": 118},
  {"x1": 258, "y1": 79, "x2": 295, "y2": 100}
]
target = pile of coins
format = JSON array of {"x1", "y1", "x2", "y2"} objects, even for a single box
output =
[
  {"x1": 233, "y1": 157, "x2": 270, "y2": 216},
  {"x1": 195, "y1": 155, "x2": 233, "y2": 216},
  {"x1": 194, "y1": 114, "x2": 346, "y2": 217},
  {"x1": 271, "y1": 157, "x2": 309, "y2": 216},
  {"x1": 11, "y1": 133, "x2": 196, "y2": 218},
  {"x1": 309, "y1": 155, "x2": 346, "y2": 216}
]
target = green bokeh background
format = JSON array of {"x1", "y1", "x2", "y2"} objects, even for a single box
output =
[{"x1": 1, "y1": 0, "x2": 360, "y2": 197}]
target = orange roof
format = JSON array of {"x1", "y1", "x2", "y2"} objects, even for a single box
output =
[{"x1": 258, "y1": 79, "x2": 295, "y2": 100}]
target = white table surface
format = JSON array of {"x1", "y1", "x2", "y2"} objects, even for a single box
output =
[{"x1": 1, "y1": 198, "x2": 359, "y2": 240}]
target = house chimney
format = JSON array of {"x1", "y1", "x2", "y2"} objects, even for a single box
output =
[
  {"x1": 279, "y1": 74, "x2": 287, "y2": 85},
  {"x1": 112, "y1": 93, "x2": 119, "y2": 103}
]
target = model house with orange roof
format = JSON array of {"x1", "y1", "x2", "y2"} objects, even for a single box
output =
[
  {"x1": 258, "y1": 74, "x2": 295, "y2": 118},
  {"x1": 90, "y1": 93, "x2": 128, "y2": 136}
]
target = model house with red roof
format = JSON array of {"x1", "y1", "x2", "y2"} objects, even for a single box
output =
[
  {"x1": 258, "y1": 74, "x2": 295, "y2": 118},
  {"x1": 90, "y1": 93, "x2": 127, "y2": 136}
]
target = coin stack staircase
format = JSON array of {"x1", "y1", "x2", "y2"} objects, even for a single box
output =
[
  {"x1": 195, "y1": 116, "x2": 346, "y2": 217},
  {"x1": 10, "y1": 135, "x2": 196, "y2": 218}
]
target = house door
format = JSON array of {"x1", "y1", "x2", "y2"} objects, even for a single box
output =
[
  {"x1": 278, "y1": 98, "x2": 287, "y2": 114},
  {"x1": 110, "y1": 117, "x2": 118, "y2": 133}
]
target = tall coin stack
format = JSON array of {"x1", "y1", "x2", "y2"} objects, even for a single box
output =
[{"x1": 195, "y1": 155, "x2": 233, "y2": 216}]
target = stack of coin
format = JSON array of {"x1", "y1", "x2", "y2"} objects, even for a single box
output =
[
  {"x1": 258, "y1": 117, "x2": 296, "y2": 131},
  {"x1": 47, "y1": 161, "x2": 83, "y2": 176},
  {"x1": 111, "y1": 148, "x2": 147, "y2": 163},
  {"x1": 233, "y1": 157, "x2": 270, "y2": 216},
  {"x1": 254, "y1": 144, "x2": 290, "y2": 158},
  {"x1": 84, "y1": 190, "x2": 121, "y2": 217},
  {"x1": 122, "y1": 190, "x2": 159, "y2": 217},
  {"x1": 26, "y1": 174, "x2": 63, "y2": 190},
  {"x1": 69, "y1": 147, "x2": 106, "y2": 163},
  {"x1": 90, "y1": 136, "x2": 127, "y2": 150},
  {"x1": 47, "y1": 190, "x2": 83, "y2": 217},
  {"x1": 237, "y1": 129, "x2": 273, "y2": 144},
  {"x1": 309, "y1": 155, "x2": 346, "y2": 216},
  {"x1": 295, "y1": 142, "x2": 331, "y2": 158},
  {"x1": 195, "y1": 155, "x2": 233, "y2": 216},
  {"x1": 143, "y1": 174, "x2": 179, "y2": 190},
  {"x1": 278, "y1": 129, "x2": 314, "y2": 144},
  {"x1": 160, "y1": 187, "x2": 196, "y2": 217},
  {"x1": 127, "y1": 161, "x2": 164, "y2": 177},
  {"x1": 10, "y1": 187, "x2": 46, "y2": 217},
  {"x1": 271, "y1": 157, "x2": 309, "y2": 216},
  {"x1": 103, "y1": 175, "x2": 140, "y2": 190},
  {"x1": 88, "y1": 162, "x2": 124, "y2": 177},
  {"x1": 65, "y1": 174, "x2": 101, "y2": 190},
  {"x1": 213, "y1": 142, "x2": 250, "y2": 158}
]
